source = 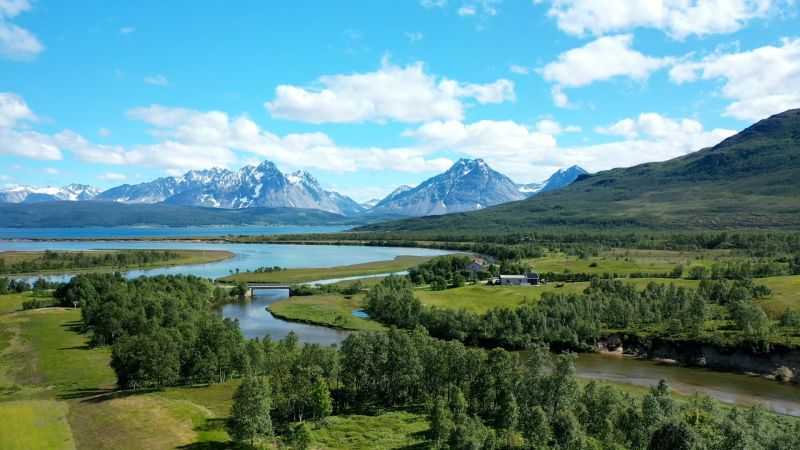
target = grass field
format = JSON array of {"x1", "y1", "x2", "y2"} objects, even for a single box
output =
[
  {"x1": 218, "y1": 255, "x2": 435, "y2": 284},
  {"x1": 0, "y1": 249, "x2": 234, "y2": 276},
  {"x1": 525, "y1": 249, "x2": 731, "y2": 276},
  {"x1": 311, "y1": 407, "x2": 429, "y2": 450},
  {"x1": 269, "y1": 294, "x2": 385, "y2": 331},
  {"x1": 758, "y1": 275, "x2": 800, "y2": 317},
  {"x1": 0, "y1": 400, "x2": 75, "y2": 449}
]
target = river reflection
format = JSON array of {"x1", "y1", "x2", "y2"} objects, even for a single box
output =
[
  {"x1": 217, "y1": 289, "x2": 351, "y2": 346},
  {"x1": 574, "y1": 352, "x2": 800, "y2": 416}
]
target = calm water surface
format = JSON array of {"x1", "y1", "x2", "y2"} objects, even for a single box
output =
[{"x1": 218, "y1": 289, "x2": 350, "y2": 345}]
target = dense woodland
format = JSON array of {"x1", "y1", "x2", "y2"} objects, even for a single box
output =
[
  {"x1": 0, "y1": 250, "x2": 182, "y2": 274},
  {"x1": 46, "y1": 272, "x2": 800, "y2": 448}
]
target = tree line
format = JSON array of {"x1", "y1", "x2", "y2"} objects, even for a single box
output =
[
  {"x1": 0, "y1": 250, "x2": 182, "y2": 274},
  {"x1": 365, "y1": 275, "x2": 785, "y2": 351}
]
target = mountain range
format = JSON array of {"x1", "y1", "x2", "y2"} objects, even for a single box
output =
[
  {"x1": 0, "y1": 160, "x2": 585, "y2": 218},
  {"x1": 358, "y1": 108, "x2": 800, "y2": 232}
]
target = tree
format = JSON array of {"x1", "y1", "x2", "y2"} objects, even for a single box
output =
[
  {"x1": 287, "y1": 422, "x2": 312, "y2": 450},
  {"x1": 110, "y1": 328, "x2": 180, "y2": 389},
  {"x1": 648, "y1": 419, "x2": 696, "y2": 450},
  {"x1": 228, "y1": 377, "x2": 274, "y2": 446},
  {"x1": 429, "y1": 396, "x2": 454, "y2": 446},
  {"x1": 451, "y1": 274, "x2": 466, "y2": 288}
]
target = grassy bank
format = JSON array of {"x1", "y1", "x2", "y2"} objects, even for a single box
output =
[
  {"x1": 268, "y1": 293, "x2": 385, "y2": 331},
  {"x1": 217, "y1": 254, "x2": 436, "y2": 284},
  {"x1": 0, "y1": 249, "x2": 234, "y2": 276}
]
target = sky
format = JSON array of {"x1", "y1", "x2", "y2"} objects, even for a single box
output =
[{"x1": 1, "y1": 0, "x2": 799, "y2": 202}]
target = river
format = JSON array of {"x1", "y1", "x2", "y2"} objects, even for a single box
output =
[{"x1": 2, "y1": 232, "x2": 799, "y2": 416}]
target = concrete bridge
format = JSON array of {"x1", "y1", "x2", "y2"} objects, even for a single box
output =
[{"x1": 247, "y1": 284, "x2": 292, "y2": 295}]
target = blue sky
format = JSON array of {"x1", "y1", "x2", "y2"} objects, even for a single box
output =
[{"x1": 1, "y1": 0, "x2": 798, "y2": 201}]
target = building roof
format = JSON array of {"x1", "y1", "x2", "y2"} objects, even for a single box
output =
[
  {"x1": 526, "y1": 272, "x2": 540, "y2": 278},
  {"x1": 500, "y1": 274, "x2": 528, "y2": 279}
]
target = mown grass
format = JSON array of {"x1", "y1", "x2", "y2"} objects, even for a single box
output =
[
  {"x1": 0, "y1": 249, "x2": 234, "y2": 276},
  {"x1": 269, "y1": 294, "x2": 385, "y2": 331},
  {"x1": 217, "y1": 255, "x2": 434, "y2": 284},
  {"x1": 0, "y1": 400, "x2": 75, "y2": 449}
]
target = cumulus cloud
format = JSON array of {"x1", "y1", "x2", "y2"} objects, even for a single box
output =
[
  {"x1": 143, "y1": 74, "x2": 169, "y2": 86},
  {"x1": 669, "y1": 37, "x2": 800, "y2": 121},
  {"x1": 0, "y1": 0, "x2": 43, "y2": 60},
  {"x1": 420, "y1": 0, "x2": 447, "y2": 8},
  {"x1": 128, "y1": 104, "x2": 453, "y2": 174},
  {"x1": 510, "y1": 65, "x2": 530, "y2": 75},
  {"x1": 458, "y1": 6, "x2": 477, "y2": 15},
  {"x1": 406, "y1": 114, "x2": 736, "y2": 182},
  {"x1": 405, "y1": 31, "x2": 424, "y2": 42},
  {"x1": 539, "y1": 0, "x2": 788, "y2": 40},
  {"x1": 265, "y1": 58, "x2": 515, "y2": 124},
  {"x1": 541, "y1": 34, "x2": 673, "y2": 107}
]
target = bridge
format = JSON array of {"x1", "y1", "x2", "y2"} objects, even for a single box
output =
[{"x1": 247, "y1": 284, "x2": 292, "y2": 295}]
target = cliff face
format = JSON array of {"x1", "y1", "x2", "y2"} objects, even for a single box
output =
[{"x1": 600, "y1": 333, "x2": 800, "y2": 383}]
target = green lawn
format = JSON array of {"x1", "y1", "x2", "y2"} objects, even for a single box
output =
[
  {"x1": 269, "y1": 294, "x2": 385, "y2": 331},
  {"x1": 0, "y1": 249, "x2": 234, "y2": 276},
  {"x1": 218, "y1": 255, "x2": 436, "y2": 284}
]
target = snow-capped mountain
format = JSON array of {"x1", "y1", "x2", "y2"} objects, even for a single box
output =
[
  {"x1": 0, "y1": 184, "x2": 100, "y2": 203},
  {"x1": 360, "y1": 198, "x2": 382, "y2": 209},
  {"x1": 370, "y1": 159, "x2": 525, "y2": 216},
  {"x1": 95, "y1": 161, "x2": 364, "y2": 215},
  {"x1": 518, "y1": 165, "x2": 588, "y2": 197}
]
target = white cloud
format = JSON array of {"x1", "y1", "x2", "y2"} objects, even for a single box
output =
[
  {"x1": 0, "y1": 0, "x2": 43, "y2": 61},
  {"x1": 43, "y1": 167, "x2": 58, "y2": 175},
  {"x1": 265, "y1": 58, "x2": 515, "y2": 124},
  {"x1": 541, "y1": 34, "x2": 673, "y2": 107},
  {"x1": 540, "y1": 0, "x2": 788, "y2": 40},
  {"x1": 98, "y1": 127, "x2": 112, "y2": 137},
  {"x1": 120, "y1": 26, "x2": 135, "y2": 35},
  {"x1": 0, "y1": 91, "x2": 37, "y2": 127},
  {"x1": 143, "y1": 74, "x2": 169, "y2": 86},
  {"x1": 126, "y1": 105, "x2": 453, "y2": 174},
  {"x1": 0, "y1": 173, "x2": 12, "y2": 181},
  {"x1": 420, "y1": 0, "x2": 447, "y2": 8},
  {"x1": 7, "y1": 163, "x2": 22, "y2": 170},
  {"x1": 406, "y1": 114, "x2": 736, "y2": 182},
  {"x1": 510, "y1": 64, "x2": 530, "y2": 75},
  {"x1": 405, "y1": 31, "x2": 424, "y2": 42},
  {"x1": 669, "y1": 37, "x2": 800, "y2": 120},
  {"x1": 458, "y1": 6, "x2": 477, "y2": 15},
  {"x1": 98, "y1": 172, "x2": 127, "y2": 181}
]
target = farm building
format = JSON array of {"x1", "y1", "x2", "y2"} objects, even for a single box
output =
[
  {"x1": 467, "y1": 258, "x2": 487, "y2": 274},
  {"x1": 498, "y1": 273, "x2": 541, "y2": 286}
]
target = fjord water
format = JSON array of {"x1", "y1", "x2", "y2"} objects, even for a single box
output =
[{"x1": 0, "y1": 240, "x2": 451, "y2": 280}]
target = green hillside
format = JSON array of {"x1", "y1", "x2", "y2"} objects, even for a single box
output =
[{"x1": 358, "y1": 109, "x2": 800, "y2": 232}]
